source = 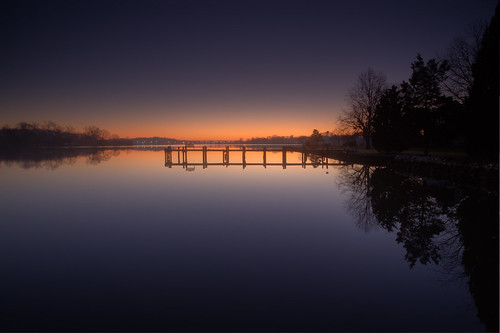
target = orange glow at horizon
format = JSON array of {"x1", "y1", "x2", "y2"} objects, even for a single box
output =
[
  {"x1": 113, "y1": 126, "x2": 316, "y2": 141},
  {"x1": 98, "y1": 106, "x2": 338, "y2": 140},
  {"x1": 106, "y1": 121, "x2": 332, "y2": 141},
  {"x1": 1, "y1": 103, "x2": 340, "y2": 141}
]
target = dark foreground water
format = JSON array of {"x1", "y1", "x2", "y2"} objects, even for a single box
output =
[{"x1": 0, "y1": 148, "x2": 497, "y2": 331}]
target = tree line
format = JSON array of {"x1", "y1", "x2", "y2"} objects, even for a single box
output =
[
  {"x1": 0, "y1": 121, "x2": 133, "y2": 148},
  {"x1": 338, "y1": 4, "x2": 499, "y2": 161}
]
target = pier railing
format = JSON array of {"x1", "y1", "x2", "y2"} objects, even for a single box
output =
[{"x1": 164, "y1": 146, "x2": 348, "y2": 170}]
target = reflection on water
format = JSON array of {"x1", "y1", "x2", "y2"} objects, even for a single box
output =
[
  {"x1": 339, "y1": 164, "x2": 499, "y2": 331},
  {"x1": 0, "y1": 147, "x2": 123, "y2": 169},
  {"x1": 163, "y1": 146, "x2": 341, "y2": 170},
  {"x1": 0, "y1": 148, "x2": 497, "y2": 331}
]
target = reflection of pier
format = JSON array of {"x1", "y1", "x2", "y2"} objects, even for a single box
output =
[{"x1": 164, "y1": 146, "x2": 347, "y2": 170}]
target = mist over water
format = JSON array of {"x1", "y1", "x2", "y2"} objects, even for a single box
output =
[{"x1": 0, "y1": 148, "x2": 494, "y2": 331}]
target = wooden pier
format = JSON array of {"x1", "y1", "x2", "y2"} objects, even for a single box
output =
[{"x1": 164, "y1": 146, "x2": 347, "y2": 170}]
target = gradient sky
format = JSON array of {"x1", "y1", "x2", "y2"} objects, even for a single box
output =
[{"x1": 1, "y1": 0, "x2": 497, "y2": 140}]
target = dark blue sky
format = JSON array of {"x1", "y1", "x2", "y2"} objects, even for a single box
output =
[{"x1": 1, "y1": 0, "x2": 497, "y2": 139}]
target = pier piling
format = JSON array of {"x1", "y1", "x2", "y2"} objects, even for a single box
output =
[{"x1": 162, "y1": 146, "x2": 342, "y2": 170}]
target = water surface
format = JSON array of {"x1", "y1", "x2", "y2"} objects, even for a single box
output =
[{"x1": 0, "y1": 148, "x2": 495, "y2": 331}]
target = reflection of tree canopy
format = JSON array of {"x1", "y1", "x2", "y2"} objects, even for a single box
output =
[
  {"x1": 341, "y1": 166, "x2": 460, "y2": 267},
  {"x1": 86, "y1": 150, "x2": 120, "y2": 165},
  {"x1": 0, "y1": 149, "x2": 121, "y2": 170},
  {"x1": 338, "y1": 165, "x2": 377, "y2": 232},
  {"x1": 339, "y1": 165, "x2": 499, "y2": 330},
  {"x1": 456, "y1": 192, "x2": 499, "y2": 332},
  {"x1": 13, "y1": 157, "x2": 78, "y2": 170},
  {"x1": 369, "y1": 168, "x2": 450, "y2": 267},
  {"x1": 307, "y1": 153, "x2": 323, "y2": 168}
]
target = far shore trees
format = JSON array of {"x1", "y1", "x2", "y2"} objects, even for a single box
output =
[
  {"x1": 0, "y1": 122, "x2": 131, "y2": 148},
  {"x1": 339, "y1": 68, "x2": 387, "y2": 149},
  {"x1": 84, "y1": 125, "x2": 111, "y2": 144},
  {"x1": 305, "y1": 129, "x2": 324, "y2": 148}
]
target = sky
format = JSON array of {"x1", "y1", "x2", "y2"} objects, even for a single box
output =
[{"x1": 1, "y1": 0, "x2": 497, "y2": 140}]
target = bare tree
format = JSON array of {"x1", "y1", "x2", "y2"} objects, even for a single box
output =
[
  {"x1": 84, "y1": 125, "x2": 110, "y2": 142},
  {"x1": 42, "y1": 121, "x2": 62, "y2": 133},
  {"x1": 443, "y1": 21, "x2": 486, "y2": 103},
  {"x1": 339, "y1": 68, "x2": 387, "y2": 149}
]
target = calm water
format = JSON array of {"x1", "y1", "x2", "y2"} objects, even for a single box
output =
[{"x1": 0, "y1": 148, "x2": 497, "y2": 331}]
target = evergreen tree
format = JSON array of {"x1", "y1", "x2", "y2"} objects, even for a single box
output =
[
  {"x1": 372, "y1": 85, "x2": 411, "y2": 153},
  {"x1": 306, "y1": 129, "x2": 324, "y2": 148},
  {"x1": 404, "y1": 55, "x2": 449, "y2": 154}
]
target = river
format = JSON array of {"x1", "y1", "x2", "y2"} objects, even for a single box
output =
[{"x1": 0, "y1": 147, "x2": 497, "y2": 331}]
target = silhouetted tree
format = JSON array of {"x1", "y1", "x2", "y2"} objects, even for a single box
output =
[
  {"x1": 17, "y1": 121, "x2": 38, "y2": 131},
  {"x1": 372, "y1": 85, "x2": 412, "y2": 153},
  {"x1": 340, "y1": 68, "x2": 387, "y2": 149},
  {"x1": 443, "y1": 22, "x2": 486, "y2": 103},
  {"x1": 305, "y1": 129, "x2": 324, "y2": 148},
  {"x1": 42, "y1": 121, "x2": 63, "y2": 133},
  {"x1": 402, "y1": 55, "x2": 449, "y2": 154},
  {"x1": 466, "y1": 3, "x2": 499, "y2": 161},
  {"x1": 310, "y1": 129, "x2": 323, "y2": 143},
  {"x1": 0, "y1": 122, "x2": 131, "y2": 147},
  {"x1": 430, "y1": 96, "x2": 467, "y2": 148},
  {"x1": 84, "y1": 125, "x2": 110, "y2": 144}
]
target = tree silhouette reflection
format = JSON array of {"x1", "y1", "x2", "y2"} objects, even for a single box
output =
[
  {"x1": 0, "y1": 148, "x2": 121, "y2": 169},
  {"x1": 86, "y1": 149, "x2": 120, "y2": 165},
  {"x1": 338, "y1": 165, "x2": 377, "y2": 232},
  {"x1": 456, "y1": 191, "x2": 499, "y2": 332},
  {"x1": 369, "y1": 168, "x2": 450, "y2": 267},
  {"x1": 306, "y1": 153, "x2": 323, "y2": 168},
  {"x1": 339, "y1": 165, "x2": 498, "y2": 330}
]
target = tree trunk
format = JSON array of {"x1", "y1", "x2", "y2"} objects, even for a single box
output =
[{"x1": 364, "y1": 133, "x2": 371, "y2": 149}]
